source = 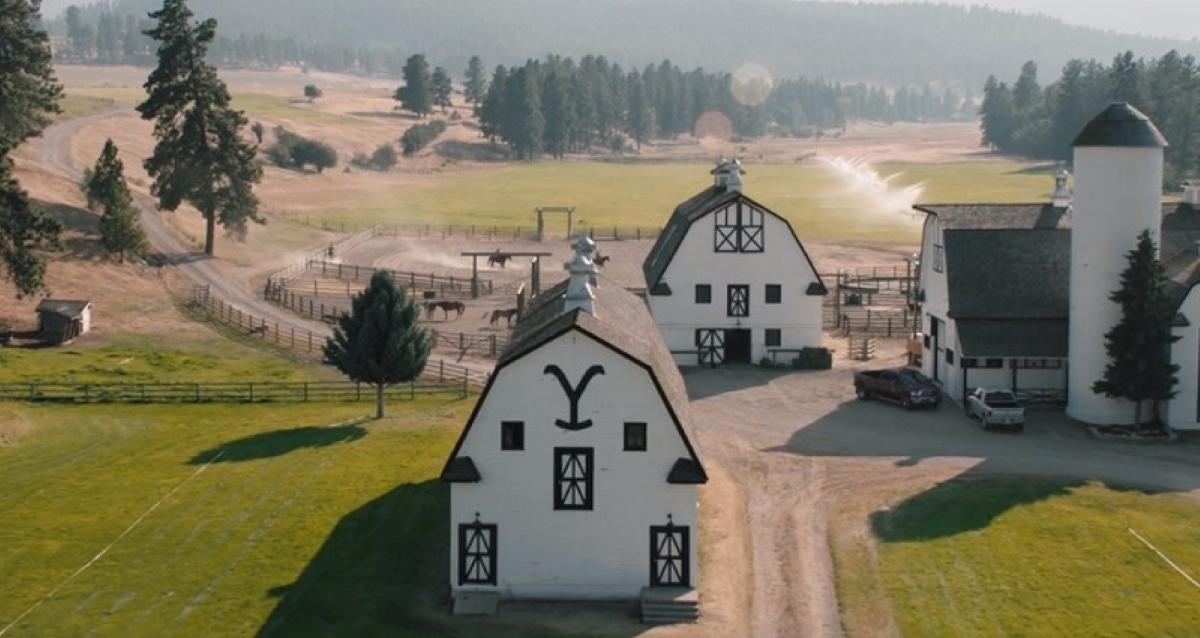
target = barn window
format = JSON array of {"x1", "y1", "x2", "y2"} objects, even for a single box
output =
[
  {"x1": 624, "y1": 422, "x2": 647, "y2": 451},
  {"x1": 946, "y1": 349, "x2": 955, "y2": 365},
  {"x1": 713, "y1": 203, "x2": 764, "y2": 253},
  {"x1": 501, "y1": 421, "x2": 524, "y2": 450},
  {"x1": 765, "y1": 329, "x2": 782, "y2": 347},
  {"x1": 727, "y1": 285, "x2": 749, "y2": 317},
  {"x1": 765, "y1": 284, "x2": 781, "y2": 304},
  {"x1": 554, "y1": 448, "x2": 594, "y2": 510},
  {"x1": 984, "y1": 358, "x2": 1004, "y2": 369},
  {"x1": 933, "y1": 244, "x2": 945, "y2": 273},
  {"x1": 695, "y1": 284, "x2": 712, "y2": 304}
]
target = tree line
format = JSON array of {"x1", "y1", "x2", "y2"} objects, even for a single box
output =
[
  {"x1": 48, "y1": 0, "x2": 1200, "y2": 89},
  {"x1": 979, "y1": 50, "x2": 1200, "y2": 187},
  {"x1": 388, "y1": 53, "x2": 965, "y2": 160}
]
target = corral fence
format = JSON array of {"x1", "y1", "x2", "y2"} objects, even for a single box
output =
[
  {"x1": 277, "y1": 214, "x2": 662, "y2": 243},
  {"x1": 267, "y1": 225, "x2": 380, "y2": 289},
  {"x1": 0, "y1": 380, "x2": 466, "y2": 404},
  {"x1": 189, "y1": 286, "x2": 491, "y2": 389},
  {"x1": 300, "y1": 259, "x2": 491, "y2": 298},
  {"x1": 824, "y1": 263, "x2": 920, "y2": 338},
  {"x1": 428, "y1": 328, "x2": 509, "y2": 360}
]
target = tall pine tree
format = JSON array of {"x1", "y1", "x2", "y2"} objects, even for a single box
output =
[
  {"x1": 137, "y1": 0, "x2": 262, "y2": 256},
  {"x1": 0, "y1": 0, "x2": 63, "y2": 299},
  {"x1": 324, "y1": 272, "x2": 431, "y2": 419},
  {"x1": 431, "y1": 66, "x2": 453, "y2": 113},
  {"x1": 463, "y1": 55, "x2": 487, "y2": 105},
  {"x1": 1093, "y1": 230, "x2": 1180, "y2": 428},
  {"x1": 87, "y1": 139, "x2": 148, "y2": 263},
  {"x1": 394, "y1": 54, "x2": 433, "y2": 118}
]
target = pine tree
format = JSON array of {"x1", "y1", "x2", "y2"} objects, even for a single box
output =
[
  {"x1": 0, "y1": 0, "x2": 63, "y2": 299},
  {"x1": 394, "y1": 54, "x2": 433, "y2": 117},
  {"x1": 1093, "y1": 230, "x2": 1180, "y2": 428},
  {"x1": 478, "y1": 65, "x2": 508, "y2": 146},
  {"x1": 88, "y1": 140, "x2": 148, "y2": 263},
  {"x1": 463, "y1": 55, "x2": 487, "y2": 105},
  {"x1": 431, "y1": 66, "x2": 453, "y2": 112},
  {"x1": 978, "y1": 75, "x2": 1014, "y2": 151},
  {"x1": 137, "y1": 0, "x2": 263, "y2": 256},
  {"x1": 323, "y1": 272, "x2": 431, "y2": 419}
]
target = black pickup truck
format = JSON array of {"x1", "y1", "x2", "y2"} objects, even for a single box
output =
[{"x1": 853, "y1": 367, "x2": 942, "y2": 409}]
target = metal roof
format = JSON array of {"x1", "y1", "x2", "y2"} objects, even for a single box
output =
[{"x1": 1072, "y1": 102, "x2": 1168, "y2": 148}]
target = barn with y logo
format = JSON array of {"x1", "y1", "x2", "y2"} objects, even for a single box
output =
[
  {"x1": 441, "y1": 237, "x2": 707, "y2": 610},
  {"x1": 643, "y1": 158, "x2": 827, "y2": 366}
]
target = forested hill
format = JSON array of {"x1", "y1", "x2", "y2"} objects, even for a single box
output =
[{"x1": 55, "y1": 0, "x2": 1200, "y2": 87}]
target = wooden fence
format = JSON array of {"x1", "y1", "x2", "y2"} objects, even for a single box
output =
[
  {"x1": 277, "y1": 215, "x2": 662, "y2": 242},
  {"x1": 428, "y1": 328, "x2": 509, "y2": 359},
  {"x1": 0, "y1": 380, "x2": 466, "y2": 403},
  {"x1": 305, "y1": 260, "x2": 491, "y2": 297},
  {"x1": 189, "y1": 287, "x2": 491, "y2": 389}
]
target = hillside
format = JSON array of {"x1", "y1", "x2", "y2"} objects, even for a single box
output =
[{"x1": 57, "y1": 0, "x2": 1200, "y2": 88}]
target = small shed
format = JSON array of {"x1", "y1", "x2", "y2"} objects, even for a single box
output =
[{"x1": 36, "y1": 299, "x2": 92, "y2": 345}]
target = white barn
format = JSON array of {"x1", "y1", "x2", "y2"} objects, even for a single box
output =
[
  {"x1": 914, "y1": 102, "x2": 1200, "y2": 429},
  {"x1": 441, "y1": 238, "x2": 707, "y2": 604},
  {"x1": 642, "y1": 159, "x2": 827, "y2": 366}
]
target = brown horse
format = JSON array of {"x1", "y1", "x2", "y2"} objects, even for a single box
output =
[
  {"x1": 488, "y1": 307, "x2": 519, "y2": 327},
  {"x1": 594, "y1": 252, "x2": 611, "y2": 268},
  {"x1": 487, "y1": 251, "x2": 512, "y2": 268},
  {"x1": 424, "y1": 300, "x2": 465, "y2": 320}
]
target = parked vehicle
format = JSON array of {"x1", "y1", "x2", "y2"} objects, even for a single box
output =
[
  {"x1": 965, "y1": 387, "x2": 1025, "y2": 431},
  {"x1": 853, "y1": 367, "x2": 942, "y2": 409}
]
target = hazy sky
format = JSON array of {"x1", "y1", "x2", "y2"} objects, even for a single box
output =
[
  {"x1": 37, "y1": 0, "x2": 1200, "y2": 42},
  {"x1": 821, "y1": 0, "x2": 1200, "y2": 41}
]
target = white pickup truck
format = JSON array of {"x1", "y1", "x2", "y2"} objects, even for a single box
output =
[{"x1": 965, "y1": 388, "x2": 1025, "y2": 432}]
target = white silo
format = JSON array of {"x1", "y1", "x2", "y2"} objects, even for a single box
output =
[{"x1": 1067, "y1": 102, "x2": 1168, "y2": 424}]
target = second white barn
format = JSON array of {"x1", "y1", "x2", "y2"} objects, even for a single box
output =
[{"x1": 643, "y1": 159, "x2": 827, "y2": 366}]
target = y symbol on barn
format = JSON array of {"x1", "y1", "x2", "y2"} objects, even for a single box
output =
[{"x1": 543, "y1": 364, "x2": 606, "y2": 430}]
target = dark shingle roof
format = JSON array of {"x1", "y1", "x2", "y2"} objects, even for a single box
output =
[
  {"x1": 642, "y1": 182, "x2": 825, "y2": 294},
  {"x1": 441, "y1": 274, "x2": 706, "y2": 483},
  {"x1": 35, "y1": 299, "x2": 91, "y2": 317},
  {"x1": 441, "y1": 457, "x2": 481, "y2": 482},
  {"x1": 956, "y1": 320, "x2": 1069, "y2": 358},
  {"x1": 914, "y1": 204, "x2": 1070, "y2": 230},
  {"x1": 643, "y1": 184, "x2": 738, "y2": 290},
  {"x1": 1072, "y1": 102, "x2": 1168, "y2": 148},
  {"x1": 944, "y1": 229, "x2": 1071, "y2": 320}
]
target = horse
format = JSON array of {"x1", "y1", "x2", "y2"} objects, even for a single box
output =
[
  {"x1": 487, "y1": 251, "x2": 512, "y2": 268},
  {"x1": 424, "y1": 300, "x2": 464, "y2": 320},
  {"x1": 594, "y1": 252, "x2": 611, "y2": 268},
  {"x1": 488, "y1": 307, "x2": 520, "y2": 327}
]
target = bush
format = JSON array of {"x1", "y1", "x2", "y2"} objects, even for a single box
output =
[
  {"x1": 350, "y1": 144, "x2": 398, "y2": 171},
  {"x1": 400, "y1": 120, "x2": 446, "y2": 155},
  {"x1": 792, "y1": 347, "x2": 833, "y2": 370},
  {"x1": 265, "y1": 126, "x2": 337, "y2": 173}
]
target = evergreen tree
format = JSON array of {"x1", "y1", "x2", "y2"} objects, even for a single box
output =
[
  {"x1": 626, "y1": 72, "x2": 656, "y2": 150},
  {"x1": 504, "y1": 66, "x2": 544, "y2": 159},
  {"x1": 463, "y1": 54, "x2": 487, "y2": 105},
  {"x1": 478, "y1": 65, "x2": 507, "y2": 146},
  {"x1": 1093, "y1": 230, "x2": 1180, "y2": 427},
  {"x1": 303, "y1": 83, "x2": 322, "y2": 102},
  {"x1": 1011, "y1": 61, "x2": 1040, "y2": 115},
  {"x1": 0, "y1": 0, "x2": 63, "y2": 298},
  {"x1": 978, "y1": 75, "x2": 1014, "y2": 150},
  {"x1": 431, "y1": 66, "x2": 453, "y2": 112},
  {"x1": 88, "y1": 140, "x2": 148, "y2": 263},
  {"x1": 323, "y1": 272, "x2": 431, "y2": 419},
  {"x1": 394, "y1": 53, "x2": 432, "y2": 117},
  {"x1": 137, "y1": 0, "x2": 263, "y2": 256},
  {"x1": 1110, "y1": 50, "x2": 1143, "y2": 106},
  {"x1": 541, "y1": 69, "x2": 571, "y2": 159}
]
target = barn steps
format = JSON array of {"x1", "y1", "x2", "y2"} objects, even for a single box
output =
[{"x1": 640, "y1": 587, "x2": 699, "y2": 625}]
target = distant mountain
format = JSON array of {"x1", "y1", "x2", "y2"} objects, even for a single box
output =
[{"x1": 56, "y1": 0, "x2": 1200, "y2": 87}]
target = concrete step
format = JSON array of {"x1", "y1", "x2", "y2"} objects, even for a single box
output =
[{"x1": 451, "y1": 590, "x2": 499, "y2": 616}]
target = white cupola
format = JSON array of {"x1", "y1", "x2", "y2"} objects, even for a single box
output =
[{"x1": 563, "y1": 236, "x2": 598, "y2": 316}]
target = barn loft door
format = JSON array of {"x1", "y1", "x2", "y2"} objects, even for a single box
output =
[
  {"x1": 458, "y1": 518, "x2": 497, "y2": 586},
  {"x1": 727, "y1": 285, "x2": 749, "y2": 317},
  {"x1": 649, "y1": 521, "x2": 690, "y2": 587},
  {"x1": 554, "y1": 447, "x2": 594, "y2": 510},
  {"x1": 696, "y1": 329, "x2": 725, "y2": 366}
]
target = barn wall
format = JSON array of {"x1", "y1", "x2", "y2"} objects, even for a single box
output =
[
  {"x1": 450, "y1": 332, "x2": 700, "y2": 599},
  {"x1": 1167, "y1": 290, "x2": 1200, "y2": 430},
  {"x1": 647, "y1": 202, "x2": 823, "y2": 364}
]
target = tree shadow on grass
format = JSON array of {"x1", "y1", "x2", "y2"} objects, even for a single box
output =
[{"x1": 188, "y1": 420, "x2": 369, "y2": 464}]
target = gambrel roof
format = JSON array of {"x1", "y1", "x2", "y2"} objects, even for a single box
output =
[
  {"x1": 642, "y1": 183, "x2": 827, "y2": 295},
  {"x1": 918, "y1": 202, "x2": 1200, "y2": 357},
  {"x1": 441, "y1": 275, "x2": 706, "y2": 484}
]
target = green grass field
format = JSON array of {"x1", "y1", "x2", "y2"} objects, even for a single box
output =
[
  {"x1": 839, "y1": 477, "x2": 1200, "y2": 637},
  {"x1": 0, "y1": 399, "x2": 612, "y2": 637},
  {"x1": 313, "y1": 161, "x2": 1055, "y2": 244}
]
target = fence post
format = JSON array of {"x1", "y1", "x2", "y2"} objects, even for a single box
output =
[
  {"x1": 303, "y1": 382, "x2": 308, "y2": 402},
  {"x1": 410, "y1": 379, "x2": 415, "y2": 399},
  {"x1": 356, "y1": 382, "x2": 361, "y2": 401},
  {"x1": 462, "y1": 370, "x2": 468, "y2": 398},
  {"x1": 194, "y1": 383, "x2": 200, "y2": 402},
  {"x1": 440, "y1": 359, "x2": 445, "y2": 381},
  {"x1": 249, "y1": 383, "x2": 254, "y2": 402}
]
